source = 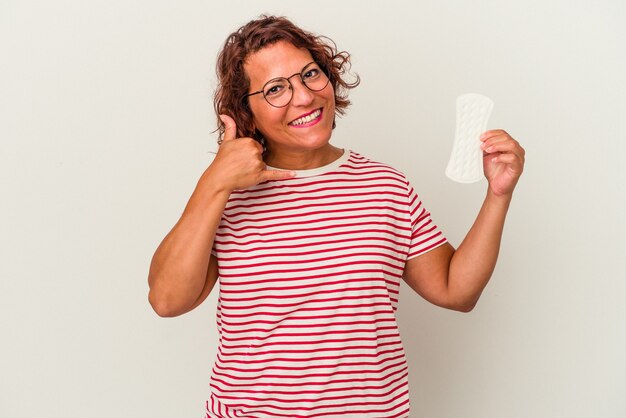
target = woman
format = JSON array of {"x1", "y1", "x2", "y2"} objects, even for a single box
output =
[{"x1": 148, "y1": 15, "x2": 525, "y2": 418}]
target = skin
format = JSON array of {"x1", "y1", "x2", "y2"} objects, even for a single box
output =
[
  {"x1": 244, "y1": 41, "x2": 343, "y2": 170},
  {"x1": 403, "y1": 129, "x2": 525, "y2": 312},
  {"x1": 147, "y1": 41, "x2": 526, "y2": 317}
]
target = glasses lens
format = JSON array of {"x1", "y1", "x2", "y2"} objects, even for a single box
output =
[
  {"x1": 302, "y1": 63, "x2": 329, "y2": 92},
  {"x1": 260, "y1": 63, "x2": 330, "y2": 108},
  {"x1": 263, "y1": 79, "x2": 291, "y2": 107}
]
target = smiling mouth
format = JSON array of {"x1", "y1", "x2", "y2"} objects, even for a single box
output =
[{"x1": 289, "y1": 108, "x2": 323, "y2": 127}]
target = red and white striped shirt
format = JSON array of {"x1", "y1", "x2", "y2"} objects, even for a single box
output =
[{"x1": 206, "y1": 150, "x2": 447, "y2": 418}]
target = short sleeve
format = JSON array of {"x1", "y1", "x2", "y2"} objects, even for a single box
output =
[{"x1": 405, "y1": 182, "x2": 448, "y2": 260}]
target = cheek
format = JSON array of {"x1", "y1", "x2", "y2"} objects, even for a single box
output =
[
  {"x1": 250, "y1": 102, "x2": 269, "y2": 125},
  {"x1": 251, "y1": 105, "x2": 285, "y2": 133},
  {"x1": 325, "y1": 86, "x2": 336, "y2": 109}
]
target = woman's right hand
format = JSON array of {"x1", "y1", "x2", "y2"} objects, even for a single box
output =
[{"x1": 206, "y1": 114, "x2": 296, "y2": 192}]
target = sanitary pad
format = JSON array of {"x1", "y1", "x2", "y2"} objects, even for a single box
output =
[{"x1": 445, "y1": 93, "x2": 494, "y2": 183}]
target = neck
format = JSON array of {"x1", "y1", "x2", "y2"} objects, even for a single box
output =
[{"x1": 264, "y1": 144, "x2": 343, "y2": 170}]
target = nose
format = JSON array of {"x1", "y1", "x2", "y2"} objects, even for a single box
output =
[{"x1": 289, "y1": 78, "x2": 315, "y2": 107}]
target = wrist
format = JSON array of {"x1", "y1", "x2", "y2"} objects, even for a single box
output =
[
  {"x1": 199, "y1": 165, "x2": 234, "y2": 195},
  {"x1": 485, "y1": 188, "x2": 513, "y2": 209}
]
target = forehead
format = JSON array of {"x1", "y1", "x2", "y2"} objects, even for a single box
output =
[{"x1": 244, "y1": 41, "x2": 314, "y2": 87}]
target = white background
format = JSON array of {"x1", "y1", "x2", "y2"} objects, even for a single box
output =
[{"x1": 1, "y1": 1, "x2": 625, "y2": 417}]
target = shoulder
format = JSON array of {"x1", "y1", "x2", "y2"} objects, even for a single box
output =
[{"x1": 343, "y1": 150, "x2": 410, "y2": 183}]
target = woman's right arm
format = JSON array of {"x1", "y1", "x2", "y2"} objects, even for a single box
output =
[
  {"x1": 147, "y1": 115, "x2": 295, "y2": 317},
  {"x1": 147, "y1": 171, "x2": 231, "y2": 317}
]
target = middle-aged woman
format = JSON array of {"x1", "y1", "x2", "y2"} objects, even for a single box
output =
[{"x1": 148, "y1": 15, "x2": 525, "y2": 418}]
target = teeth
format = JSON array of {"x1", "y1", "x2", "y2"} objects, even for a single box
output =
[{"x1": 290, "y1": 109, "x2": 321, "y2": 126}]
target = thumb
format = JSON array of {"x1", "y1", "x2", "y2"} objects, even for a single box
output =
[{"x1": 219, "y1": 114, "x2": 237, "y2": 142}]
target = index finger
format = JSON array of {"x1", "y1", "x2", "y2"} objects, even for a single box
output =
[{"x1": 480, "y1": 129, "x2": 509, "y2": 142}]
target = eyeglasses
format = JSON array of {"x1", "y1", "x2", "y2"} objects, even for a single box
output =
[{"x1": 243, "y1": 62, "x2": 330, "y2": 108}]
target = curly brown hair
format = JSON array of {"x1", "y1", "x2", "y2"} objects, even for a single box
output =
[{"x1": 214, "y1": 15, "x2": 360, "y2": 146}]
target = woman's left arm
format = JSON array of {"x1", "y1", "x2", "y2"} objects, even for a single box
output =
[{"x1": 402, "y1": 130, "x2": 525, "y2": 312}]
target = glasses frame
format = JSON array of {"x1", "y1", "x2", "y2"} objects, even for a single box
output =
[{"x1": 243, "y1": 61, "x2": 330, "y2": 108}]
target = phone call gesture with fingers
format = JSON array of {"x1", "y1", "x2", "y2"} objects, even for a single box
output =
[{"x1": 208, "y1": 114, "x2": 296, "y2": 193}]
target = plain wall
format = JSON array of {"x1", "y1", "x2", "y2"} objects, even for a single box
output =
[{"x1": 1, "y1": 0, "x2": 625, "y2": 417}]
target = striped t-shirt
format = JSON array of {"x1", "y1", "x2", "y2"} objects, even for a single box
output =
[{"x1": 206, "y1": 150, "x2": 447, "y2": 418}]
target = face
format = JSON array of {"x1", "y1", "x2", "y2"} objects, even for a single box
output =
[{"x1": 244, "y1": 41, "x2": 335, "y2": 157}]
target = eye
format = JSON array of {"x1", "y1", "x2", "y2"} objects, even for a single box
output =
[
  {"x1": 264, "y1": 80, "x2": 288, "y2": 97},
  {"x1": 302, "y1": 67, "x2": 320, "y2": 81}
]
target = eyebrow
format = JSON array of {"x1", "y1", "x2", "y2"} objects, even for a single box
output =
[{"x1": 261, "y1": 62, "x2": 316, "y2": 85}]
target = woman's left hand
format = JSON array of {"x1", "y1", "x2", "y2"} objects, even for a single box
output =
[{"x1": 480, "y1": 129, "x2": 525, "y2": 197}]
